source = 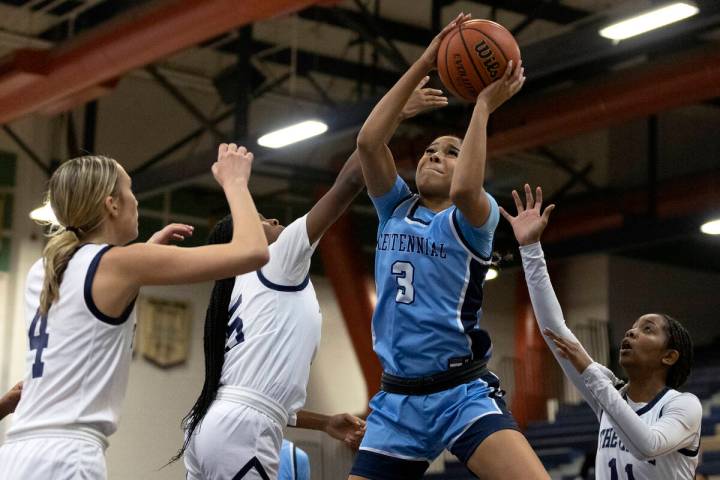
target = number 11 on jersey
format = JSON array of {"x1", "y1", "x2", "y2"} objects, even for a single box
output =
[{"x1": 391, "y1": 261, "x2": 415, "y2": 304}]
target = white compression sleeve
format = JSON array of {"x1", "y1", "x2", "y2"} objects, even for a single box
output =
[
  {"x1": 519, "y1": 242, "x2": 617, "y2": 417},
  {"x1": 582, "y1": 364, "x2": 701, "y2": 460}
]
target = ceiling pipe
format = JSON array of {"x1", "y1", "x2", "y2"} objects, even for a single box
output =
[
  {"x1": 0, "y1": 0, "x2": 329, "y2": 124},
  {"x1": 488, "y1": 44, "x2": 720, "y2": 156}
]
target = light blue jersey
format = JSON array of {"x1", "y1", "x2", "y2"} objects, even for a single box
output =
[{"x1": 371, "y1": 176, "x2": 499, "y2": 377}]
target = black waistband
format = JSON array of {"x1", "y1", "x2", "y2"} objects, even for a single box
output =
[{"x1": 381, "y1": 361, "x2": 489, "y2": 396}]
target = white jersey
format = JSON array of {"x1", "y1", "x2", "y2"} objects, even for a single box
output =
[
  {"x1": 593, "y1": 377, "x2": 700, "y2": 480},
  {"x1": 7, "y1": 243, "x2": 136, "y2": 441},
  {"x1": 520, "y1": 243, "x2": 702, "y2": 480},
  {"x1": 221, "y1": 215, "x2": 321, "y2": 425}
]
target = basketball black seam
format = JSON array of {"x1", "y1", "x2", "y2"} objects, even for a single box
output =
[
  {"x1": 443, "y1": 28, "x2": 464, "y2": 99},
  {"x1": 458, "y1": 22, "x2": 489, "y2": 92},
  {"x1": 463, "y1": 26, "x2": 510, "y2": 67}
]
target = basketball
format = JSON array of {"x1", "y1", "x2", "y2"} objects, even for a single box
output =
[{"x1": 437, "y1": 19, "x2": 522, "y2": 101}]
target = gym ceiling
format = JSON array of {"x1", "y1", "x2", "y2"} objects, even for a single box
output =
[{"x1": 0, "y1": 0, "x2": 718, "y2": 270}]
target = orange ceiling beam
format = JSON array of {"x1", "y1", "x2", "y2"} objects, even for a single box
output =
[
  {"x1": 542, "y1": 169, "x2": 720, "y2": 244},
  {"x1": 0, "y1": 0, "x2": 330, "y2": 124},
  {"x1": 489, "y1": 44, "x2": 720, "y2": 156}
]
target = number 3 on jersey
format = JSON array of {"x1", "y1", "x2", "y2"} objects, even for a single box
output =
[
  {"x1": 29, "y1": 310, "x2": 49, "y2": 378},
  {"x1": 391, "y1": 261, "x2": 415, "y2": 304}
]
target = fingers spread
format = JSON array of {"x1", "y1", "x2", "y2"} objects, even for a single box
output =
[
  {"x1": 542, "y1": 204, "x2": 556, "y2": 221},
  {"x1": 534, "y1": 186, "x2": 543, "y2": 210},
  {"x1": 499, "y1": 206, "x2": 513, "y2": 222},
  {"x1": 524, "y1": 183, "x2": 534, "y2": 210},
  {"x1": 512, "y1": 189, "x2": 524, "y2": 213}
]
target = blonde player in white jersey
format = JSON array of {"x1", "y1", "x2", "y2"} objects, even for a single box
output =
[
  {"x1": 176, "y1": 81, "x2": 449, "y2": 480},
  {"x1": 502, "y1": 185, "x2": 701, "y2": 480},
  {"x1": 0, "y1": 144, "x2": 270, "y2": 479}
]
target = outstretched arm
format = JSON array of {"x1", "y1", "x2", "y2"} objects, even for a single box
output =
[
  {"x1": 549, "y1": 336, "x2": 701, "y2": 460},
  {"x1": 306, "y1": 78, "x2": 449, "y2": 244},
  {"x1": 356, "y1": 13, "x2": 468, "y2": 197},
  {"x1": 292, "y1": 410, "x2": 366, "y2": 450},
  {"x1": 503, "y1": 186, "x2": 702, "y2": 458},
  {"x1": 501, "y1": 185, "x2": 605, "y2": 415},
  {"x1": 105, "y1": 144, "x2": 269, "y2": 290},
  {"x1": 451, "y1": 61, "x2": 524, "y2": 226}
]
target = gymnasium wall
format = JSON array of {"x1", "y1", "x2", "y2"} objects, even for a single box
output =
[{"x1": 608, "y1": 256, "x2": 720, "y2": 348}]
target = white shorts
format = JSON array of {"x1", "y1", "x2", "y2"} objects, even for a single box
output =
[
  {"x1": 185, "y1": 399, "x2": 284, "y2": 480},
  {"x1": 0, "y1": 436, "x2": 106, "y2": 480}
]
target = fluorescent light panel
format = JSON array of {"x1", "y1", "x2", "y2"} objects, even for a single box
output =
[
  {"x1": 599, "y1": 2, "x2": 699, "y2": 41},
  {"x1": 701, "y1": 218, "x2": 720, "y2": 235},
  {"x1": 258, "y1": 120, "x2": 328, "y2": 149},
  {"x1": 29, "y1": 202, "x2": 58, "y2": 224}
]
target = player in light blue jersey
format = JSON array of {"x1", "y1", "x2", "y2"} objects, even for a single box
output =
[{"x1": 349, "y1": 12, "x2": 549, "y2": 480}]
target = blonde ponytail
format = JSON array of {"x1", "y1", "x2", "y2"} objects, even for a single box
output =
[{"x1": 38, "y1": 156, "x2": 120, "y2": 315}]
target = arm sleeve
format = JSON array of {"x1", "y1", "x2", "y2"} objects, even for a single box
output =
[
  {"x1": 452, "y1": 192, "x2": 500, "y2": 258},
  {"x1": 519, "y1": 242, "x2": 619, "y2": 417},
  {"x1": 369, "y1": 175, "x2": 413, "y2": 225},
  {"x1": 260, "y1": 215, "x2": 317, "y2": 286},
  {"x1": 583, "y1": 364, "x2": 702, "y2": 460}
]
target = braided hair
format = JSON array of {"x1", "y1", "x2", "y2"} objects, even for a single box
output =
[
  {"x1": 660, "y1": 314, "x2": 694, "y2": 390},
  {"x1": 171, "y1": 215, "x2": 234, "y2": 463}
]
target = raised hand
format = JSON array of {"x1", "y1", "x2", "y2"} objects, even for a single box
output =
[
  {"x1": 325, "y1": 413, "x2": 367, "y2": 450},
  {"x1": 212, "y1": 143, "x2": 254, "y2": 189},
  {"x1": 147, "y1": 223, "x2": 194, "y2": 245},
  {"x1": 476, "y1": 59, "x2": 525, "y2": 113},
  {"x1": 401, "y1": 76, "x2": 449, "y2": 119},
  {"x1": 499, "y1": 184, "x2": 555, "y2": 246},
  {"x1": 419, "y1": 12, "x2": 472, "y2": 70}
]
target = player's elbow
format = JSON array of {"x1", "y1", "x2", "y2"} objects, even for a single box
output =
[
  {"x1": 253, "y1": 248, "x2": 271, "y2": 268},
  {"x1": 243, "y1": 247, "x2": 270, "y2": 271},
  {"x1": 356, "y1": 130, "x2": 379, "y2": 153},
  {"x1": 449, "y1": 184, "x2": 476, "y2": 205},
  {"x1": 627, "y1": 443, "x2": 657, "y2": 461}
]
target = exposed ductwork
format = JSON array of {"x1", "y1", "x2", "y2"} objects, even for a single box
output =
[{"x1": 0, "y1": 0, "x2": 329, "y2": 125}]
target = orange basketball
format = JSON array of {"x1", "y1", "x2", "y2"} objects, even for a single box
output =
[{"x1": 437, "y1": 19, "x2": 521, "y2": 102}]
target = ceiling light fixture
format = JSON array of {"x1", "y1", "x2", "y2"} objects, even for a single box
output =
[
  {"x1": 258, "y1": 120, "x2": 328, "y2": 149},
  {"x1": 701, "y1": 218, "x2": 720, "y2": 235},
  {"x1": 599, "y1": 2, "x2": 699, "y2": 41}
]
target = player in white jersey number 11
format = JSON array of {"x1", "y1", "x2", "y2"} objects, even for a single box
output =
[{"x1": 503, "y1": 184, "x2": 701, "y2": 480}]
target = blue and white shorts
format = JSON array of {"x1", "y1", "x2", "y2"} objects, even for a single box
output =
[{"x1": 350, "y1": 372, "x2": 518, "y2": 480}]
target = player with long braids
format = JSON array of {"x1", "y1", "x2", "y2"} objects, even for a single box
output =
[{"x1": 177, "y1": 80, "x2": 448, "y2": 480}]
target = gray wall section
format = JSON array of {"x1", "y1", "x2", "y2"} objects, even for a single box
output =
[{"x1": 608, "y1": 255, "x2": 720, "y2": 348}]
